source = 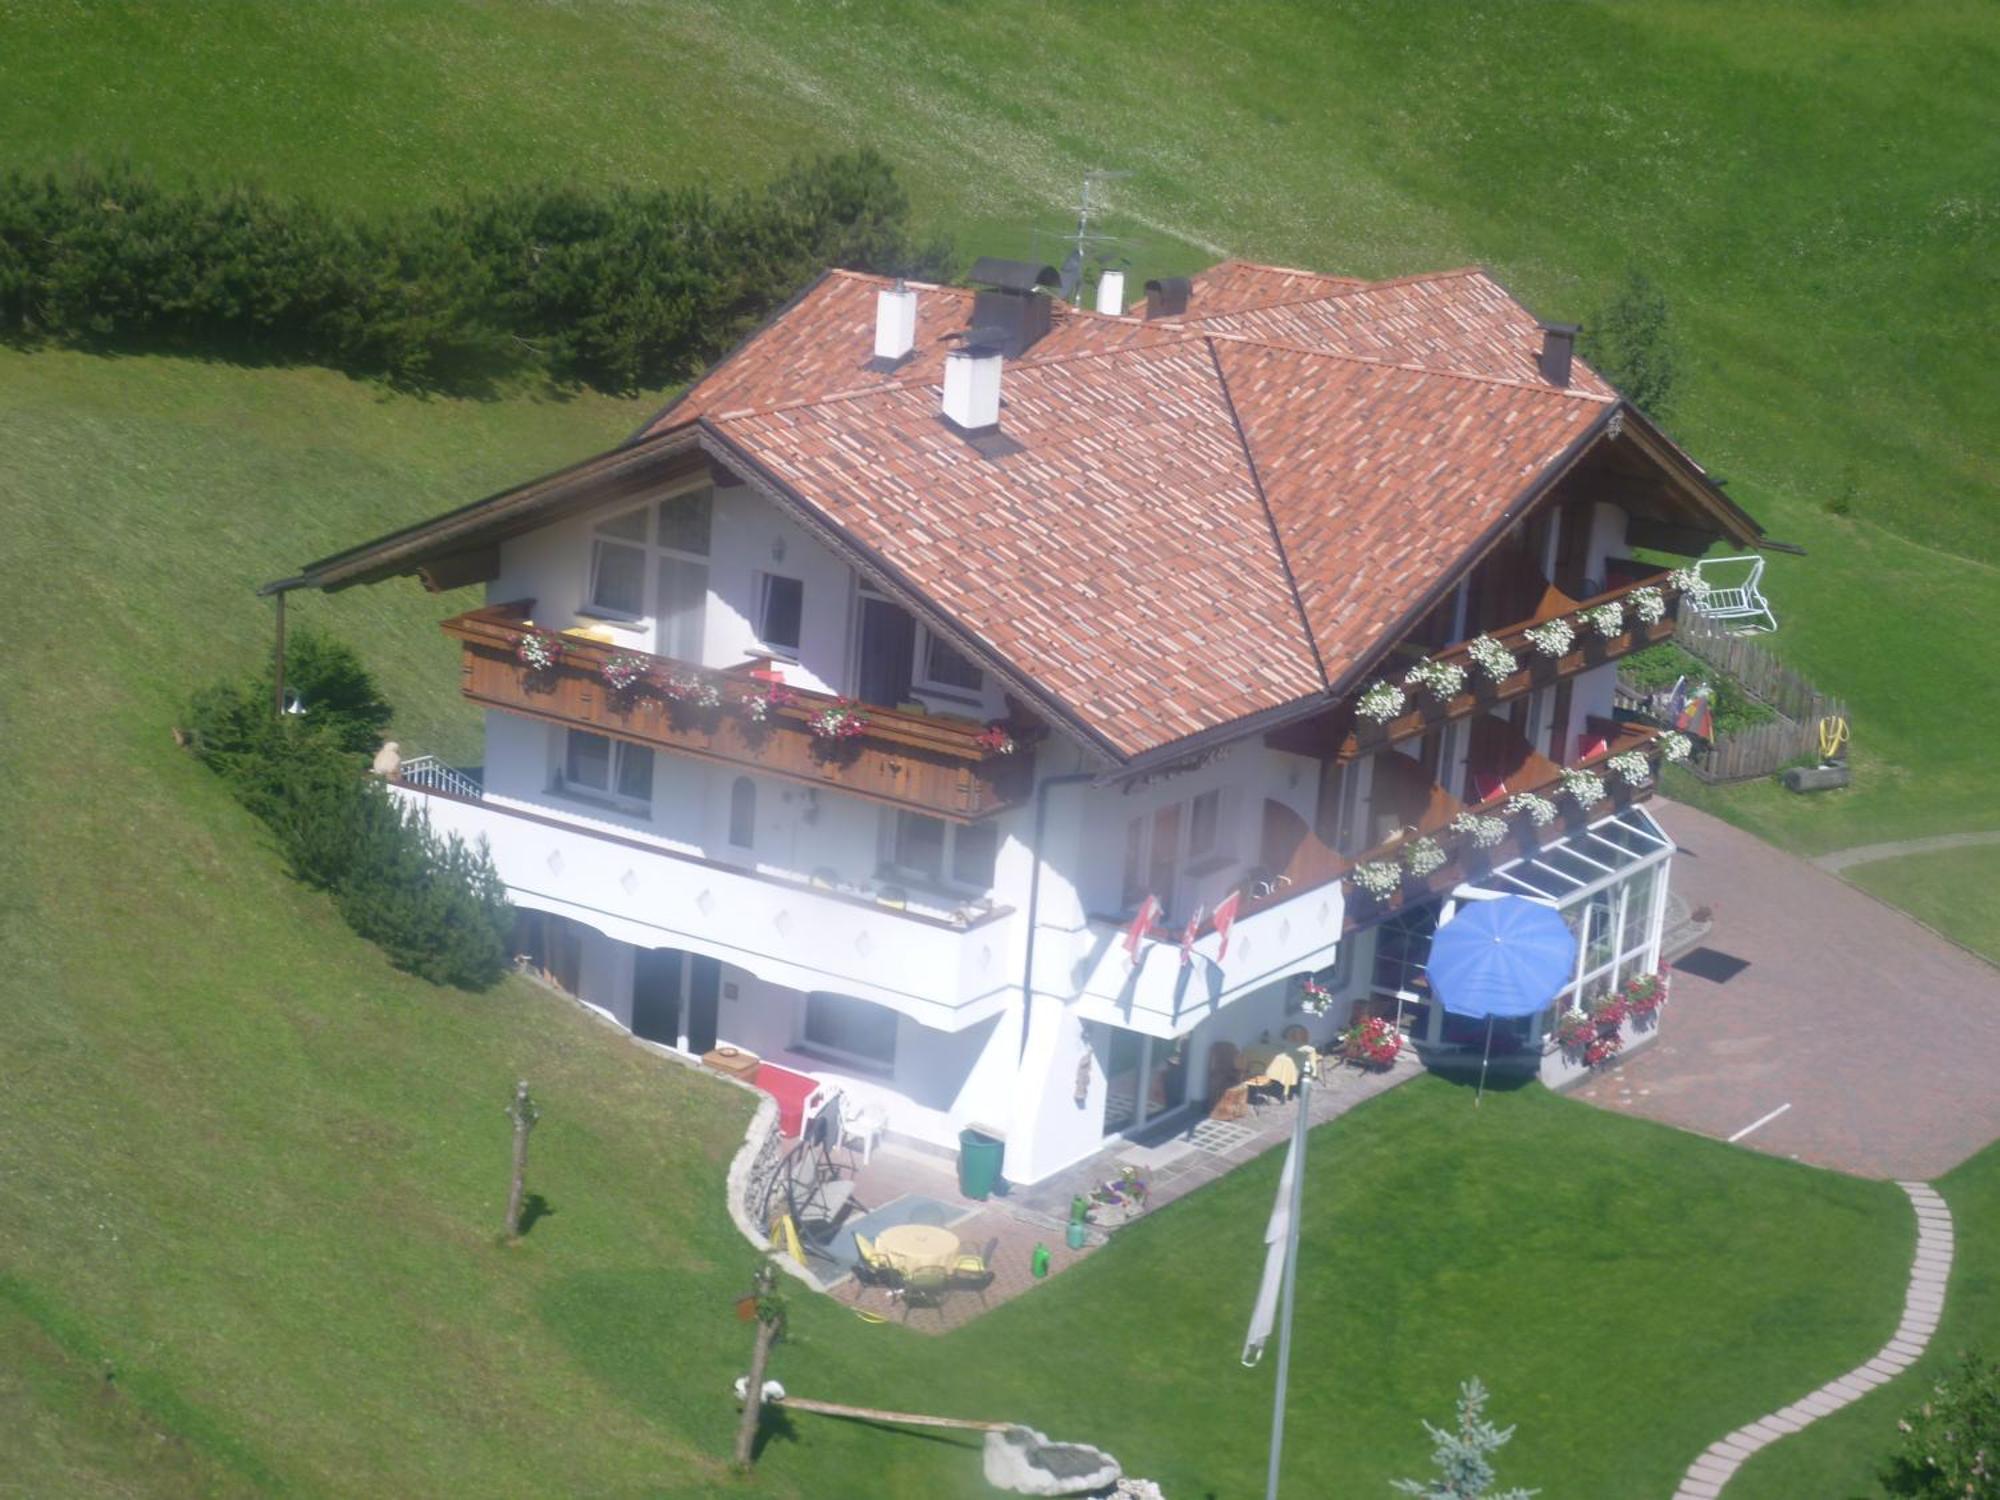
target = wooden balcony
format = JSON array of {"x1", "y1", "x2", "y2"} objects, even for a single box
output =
[
  {"x1": 1267, "y1": 570, "x2": 1684, "y2": 763},
  {"x1": 441, "y1": 602, "x2": 1036, "y2": 821},
  {"x1": 1128, "y1": 720, "x2": 1668, "y2": 945}
]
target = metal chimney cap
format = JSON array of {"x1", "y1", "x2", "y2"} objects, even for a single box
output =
[{"x1": 969, "y1": 257, "x2": 1061, "y2": 292}]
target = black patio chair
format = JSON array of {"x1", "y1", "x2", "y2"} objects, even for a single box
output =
[
  {"x1": 948, "y1": 1235, "x2": 1000, "y2": 1308},
  {"x1": 901, "y1": 1265, "x2": 951, "y2": 1324}
]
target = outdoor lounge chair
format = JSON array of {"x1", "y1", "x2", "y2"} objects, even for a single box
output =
[
  {"x1": 1690, "y1": 554, "x2": 1778, "y2": 634},
  {"x1": 949, "y1": 1236, "x2": 1000, "y2": 1307},
  {"x1": 901, "y1": 1265, "x2": 951, "y2": 1324},
  {"x1": 768, "y1": 1141, "x2": 865, "y2": 1252}
]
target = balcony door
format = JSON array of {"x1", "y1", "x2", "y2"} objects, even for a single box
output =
[
  {"x1": 857, "y1": 594, "x2": 916, "y2": 708},
  {"x1": 631, "y1": 948, "x2": 683, "y2": 1047}
]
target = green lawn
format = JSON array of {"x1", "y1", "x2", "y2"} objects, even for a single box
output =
[
  {"x1": 0, "y1": 345, "x2": 1923, "y2": 1494},
  {"x1": 1845, "y1": 847, "x2": 2000, "y2": 965},
  {"x1": 2, "y1": 1, "x2": 1996, "y2": 1491},
  {"x1": 1729, "y1": 1141, "x2": 2000, "y2": 1500}
]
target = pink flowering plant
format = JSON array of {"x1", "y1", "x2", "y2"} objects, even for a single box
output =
[
  {"x1": 975, "y1": 723, "x2": 1018, "y2": 756},
  {"x1": 515, "y1": 630, "x2": 565, "y2": 673},
  {"x1": 601, "y1": 654, "x2": 649, "y2": 693},
  {"x1": 1622, "y1": 971, "x2": 1668, "y2": 1020},
  {"x1": 806, "y1": 700, "x2": 869, "y2": 741},
  {"x1": 734, "y1": 682, "x2": 799, "y2": 725},
  {"x1": 1555, "y1": 1008, "x2": 1598, "y2": 1053},
  {"x1": 1299, "y1": 976, "x2": 1338, "y2": 1015},
  {"x1": 1584, "y1": 1032, "x2": 1623, "y2": 1066}
]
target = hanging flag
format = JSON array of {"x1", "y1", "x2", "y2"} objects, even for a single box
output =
[
  {"x1": 1241, "y1": 1113, "x2": 1300, "y2": 1367},
  {"x1": 1124, "y1": 894, "x2": 1161, "y2": 963},
  {"x1": 1677, "y1": 685, "x2": 1716, "y2": 742},
  {"x1": 1179, "y1": 905, "x2": 1206, "y2": 967},
  {"x1": 1210, "y1": 889, "x2": 1243, "y2": 962}
]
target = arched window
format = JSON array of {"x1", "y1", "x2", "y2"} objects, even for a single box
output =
[{"x1": 728, "y1": 777, "x2": 756, "y2": 849}]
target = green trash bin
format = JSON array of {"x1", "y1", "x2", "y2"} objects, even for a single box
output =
[{"x1": 957, "y1": 1126, "x2": 1004, "y2": 1200}]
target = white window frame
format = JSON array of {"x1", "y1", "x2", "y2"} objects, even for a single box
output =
[
  {"x1": 1120, "y1": 787, "x2": 1238, "y2": 918},
  {"x1": 912, "y1": 623, "x2": 984, "y2": 701},
  {"x1": 552, "y1": 728, "x2": 654, "y2": 815},
  {"x1": 578, "y1": 486, "x2": 713, "y2": 649}
]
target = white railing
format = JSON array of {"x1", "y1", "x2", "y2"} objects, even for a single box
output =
[{"x1": 398, "y1": 755, "x2": 484, "y2": 800}]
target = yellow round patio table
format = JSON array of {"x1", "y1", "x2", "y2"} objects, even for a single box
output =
[{"x1": 874, "y1": 1223, "x2": 961, "y2": 1273}]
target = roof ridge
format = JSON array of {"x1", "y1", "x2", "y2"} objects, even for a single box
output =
[
  {"x1": 823, "y1": 267, "x2": 972, "y2": 298},
  {"x1": 1175, "y1": 264, "x2": 1491, "y2": 324},
  {"x1": 1204, "y1": 337, "x2": 1330, "y2": 689},
  {"x1": 1198, "y1": 327, "x2": 1615, "y2": 401}
]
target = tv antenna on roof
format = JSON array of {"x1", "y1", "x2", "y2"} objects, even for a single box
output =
[{"x1": 1030, "y1": 169, "x2": 1139, "y2": 304}]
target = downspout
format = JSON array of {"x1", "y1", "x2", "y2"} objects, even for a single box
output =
[{"x1": 1018, "y1": 771, "x2": 1096, "y2": 1063}]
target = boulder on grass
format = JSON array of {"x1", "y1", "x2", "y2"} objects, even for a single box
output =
[{"x1": 982, "y1": 1425, "x2": 1122, "y2": 1495}]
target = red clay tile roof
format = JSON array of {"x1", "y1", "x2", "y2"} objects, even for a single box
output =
[
  {"x1": 711, "y1": 340, "x2": 1329, "y2": 758},
  {"x1": 1176, "y1": 259, "x2": 1370, "y2": 314},
  {"x1": 1178, "y1": 268, "x2": 1621, "y2": 397},
  {"x1": 325, "y1": 258, "x2": 1719, "y2": 761},
  {"x1": 1212, "y1": 340, "x2": 1608, "y2": 672}
]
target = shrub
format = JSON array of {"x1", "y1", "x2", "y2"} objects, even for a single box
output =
[
  {"x1": 1581, "y1": 267, "x2": 1679, "y2": 418},
  {"x1": 1618, "y1": 642, "x2": 1776, "y2": 737},
  {"x1": 185, "y1": 641, "x2": 511, "y2": 988},
  {"x1": 1883, "y1": 1351, "x2": 2000, "y2": 1498},
  {"x1": 0, "y1": 151, "x2": 952, "y2": 393}
]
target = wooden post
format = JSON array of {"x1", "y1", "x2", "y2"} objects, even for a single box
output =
[
  {"x1": 503, "y1": 1080, "x2": 539, "y2": 1240},
  {"x1": 733, "y1": 1263, "x2": 785, "y2": 1469},
  {"x1": 272, "y1": 588, "x2": 288, "y2": 720}
]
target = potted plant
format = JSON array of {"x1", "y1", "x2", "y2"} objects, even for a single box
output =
[
  {"x1": 1356, "y1": 680, "x2": 1407, "y2": 726},
  {"x1": 1341, "y1": 1015, "x2": 1402, "y2": 1069},
  {"x1": 601, "y1": 653, "x2": 649, "y2": 698},
  {"x1": 1555, "y1": 1008, "x2": 1597, "y2": 1055},
  {"x1": 1403, "y1": 657, "x2": 1468, "y2": 702},
  {"x1": 1524, "y1": 617, "x2": 1575, "y2": 659},
  {"x1": 515, "y1": 629, "x2": 565, "y2": 674},
  {"x1": 1466, "y1": 634, "x2": 1517, "y2": 687},
  {"x1": 807, "y1": 700, "x2": 869, "y2": 743},
  {"x1": 1349, "y1": 859, "x2": 1403, "y2": 903},
  {"x1": 975, "y1": 723, "x2": 1018, "y2": 756}
]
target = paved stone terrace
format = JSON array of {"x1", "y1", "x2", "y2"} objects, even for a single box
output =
[
  {"x1": 1671, "y1": 1182, "x2": 1954, "y2": 1498},
  {"x1": 827, "y1": 1049, "x2": 1421, "y2": 1333},
  {"x1": 1576, "y1": 799, "x2": 2000, "y2": 1180}
]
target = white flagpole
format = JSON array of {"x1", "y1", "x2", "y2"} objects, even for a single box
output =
[{"x1": 1263, "y1": 1072, "x2": 1310, "y2": 1500}]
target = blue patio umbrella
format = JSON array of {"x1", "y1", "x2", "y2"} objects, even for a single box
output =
[{"x1": 1427, "y1": 895, "x2": 1579, "y2": 1103}]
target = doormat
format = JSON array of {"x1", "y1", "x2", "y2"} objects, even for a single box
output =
[
  {"x1": 1675, "y1": 947, "x2": 1752, "y2": 984},
  {"x1": 1185, "y1": 1118, "x2": 1260, "y2": 1156}
]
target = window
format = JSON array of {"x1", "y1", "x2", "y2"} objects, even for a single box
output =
[
  {"x1": 917, "y1": 628, "x2": 983, "y2": 695},
  {"x1": 1121, "y1": 789, "x2": 1236, "y2": 918},
  {"x1": 951, "y1": 820, "x2": 1000, "y2": 889},
  {"x1": 802, "y1": 992, "x2": 898, "y2": 1069},
  {"x1": 1188, "y1": 789, "x2": 1221, "y2": 859},
  {"x1": 583, "y1": 488, "x2": 712, "y2": 642},
  {"x1": 757, "y1": 573, "x2": 804, "y2": 654},
  {"x1": 588, "y1": 505, "x2": 649, "y2": 618},
  {"x1": 728, "y1": 777, "x2": 756, "y2": 849},
  {"x1": 657, "y1": 554, "x2": 707, "y2": 661},
  {"x1": 557, "y1": 729, "x2": 653, "y2": 811},
  {"x1": 892, "y1": 811, "x2": 948, "y2": 884},
  {"x1": 888, "y1": 810, "x2": 999, "y2": 893}
]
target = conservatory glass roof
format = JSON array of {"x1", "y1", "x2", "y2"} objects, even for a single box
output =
[{"x1": 1454, "y1": 806, "x2": 1674, "y2": 907}]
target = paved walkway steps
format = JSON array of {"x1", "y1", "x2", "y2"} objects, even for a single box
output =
[{"x1": 1671, "y1": 1182, "x2": 1954, "y2": 1498}]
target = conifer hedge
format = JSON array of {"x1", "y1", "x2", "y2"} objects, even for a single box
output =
[{"x1": 0, "y1": 150, "x2": 951, "y2": 392}]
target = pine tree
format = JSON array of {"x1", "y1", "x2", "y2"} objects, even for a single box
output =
[
  {"x1": 1581, "y1": 267, "x2": 1679, "y2": 419},
  {"x1": 1391, "y1": 1378, "x2": 1537, "y2": 1499}
]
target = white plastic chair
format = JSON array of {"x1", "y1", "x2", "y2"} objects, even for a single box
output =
[
  {"x1": 836, "y1": 1094, "x2": 889, "y2": 1167},
  {"x1": 1690, "y1": 554, "x2": 1777, "y2": 634}
]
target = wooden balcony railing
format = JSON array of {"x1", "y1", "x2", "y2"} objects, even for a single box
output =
[
  {"x1": 1267, "y1": 571, "x2": 1684, "y2": 763},
  {"x1": 441, "y1": 602, "x2": 1036, "y2": 820},
  {"x1": 1108, "y1": 722, "x2": 1667, "y2": 944}
]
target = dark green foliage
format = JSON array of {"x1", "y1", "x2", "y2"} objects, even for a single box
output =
[
  {"x1": 1581, "y1": 268, "x2": 1679, "y2": 419},
  {"x1": 185, "y1": 646, "x2": 511, "y2": 989},
  {"x1": 271, "y1": 628, "x2": 394, "y2": 756},
  {"x1": 0, "y1": 152, "x2": 951, "y2": 392},
  {"x1": 1619, "y1": 642, "x2": 1776, "y2": 737},
  {"x1": 1883, "y1": 1352, "x2": 2000, "y2": 1498}
]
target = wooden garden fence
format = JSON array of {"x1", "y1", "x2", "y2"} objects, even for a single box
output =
[{"x1": 1633, "y1": 601, "x2": 1849, "y2": 784}]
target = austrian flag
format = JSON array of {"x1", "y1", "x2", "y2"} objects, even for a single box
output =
[
  {"x1": 1124, "y1": 894, "x2": 1162, "y2": 963},
  {"x1": 1179, "y1": 905, "x2": 1205, "y2": 967},
  {"x1": 1210, "y1": 889, "x2": 1242, "y2": 961}
]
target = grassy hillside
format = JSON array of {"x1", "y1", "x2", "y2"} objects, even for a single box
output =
[
  {"x1": 0, "y1": 3, "x2": 1994, "y2": 1492},
  {"x1": 3, "y1": 1, "x2": 1995, "y2": 872}
]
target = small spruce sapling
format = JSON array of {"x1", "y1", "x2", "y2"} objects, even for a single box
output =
[{"x1": 1391, "y1": 1377, "x2": 1537, "y2": 1499}]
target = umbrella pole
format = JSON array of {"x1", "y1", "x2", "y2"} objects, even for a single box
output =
[{"x1": 1476, "y1": 1016, "x2": 1494, "y2": 1106}]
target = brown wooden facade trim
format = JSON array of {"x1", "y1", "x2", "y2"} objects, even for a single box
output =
[{"x1": 443, "y1": 602, "x2": 1038, "y2": 822}]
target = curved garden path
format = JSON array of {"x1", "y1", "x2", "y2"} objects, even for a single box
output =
[
  {"x1": 1670, "y1": 1182, "x2": 1954, "y2": 1499},
  {"x1": 1813, "y1": 829, "x2": 2000, "y2": 872}
]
